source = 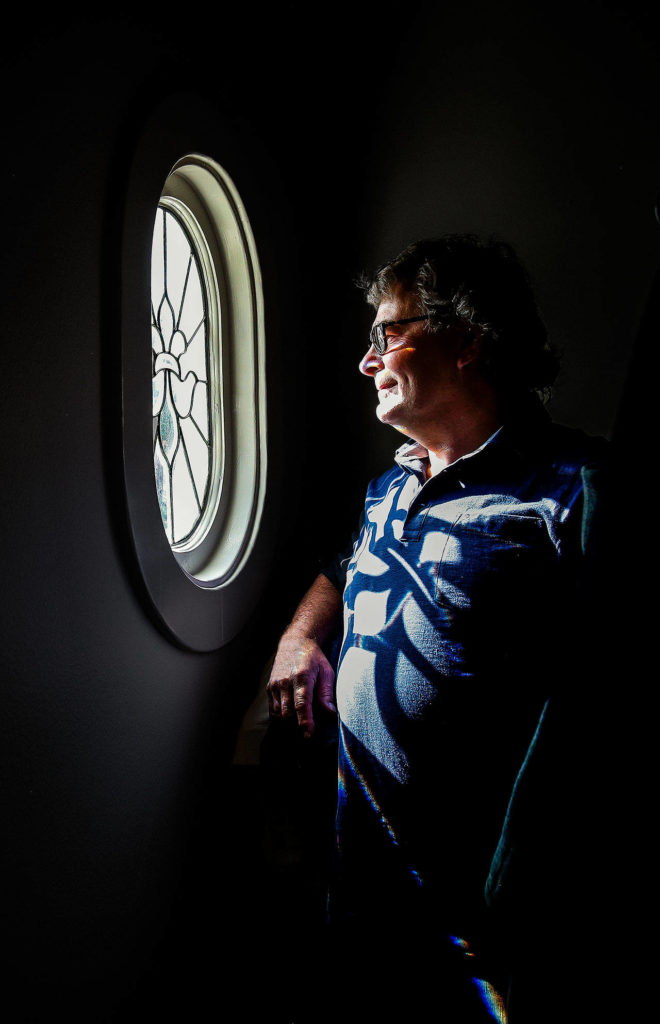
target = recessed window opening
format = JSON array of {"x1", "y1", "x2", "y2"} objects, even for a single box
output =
[{"x1": 122, "y1": 107, "x2": 270, "y2": 650}]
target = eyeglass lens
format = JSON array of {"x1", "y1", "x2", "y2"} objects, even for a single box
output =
[{"x1": 369, "y1": 316, "x2": 429, "y2": 356}]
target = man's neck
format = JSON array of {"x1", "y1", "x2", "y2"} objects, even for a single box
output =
[
  {"x1": 425, "y1": 427, "x2": 499, "y2": 476},
  {"x1": 421, "y1": 399, "x2": 502, "y2": 476}
]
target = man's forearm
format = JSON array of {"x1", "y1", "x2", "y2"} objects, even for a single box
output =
[{"x1": 283, "y1": 572, "x2": 343, "y2": 647}]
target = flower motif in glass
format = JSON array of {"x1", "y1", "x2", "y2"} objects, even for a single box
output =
[{"x1": 151, "y1": 205, "x2": 212, "y2": 547}]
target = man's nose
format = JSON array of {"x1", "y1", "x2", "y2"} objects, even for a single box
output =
[{"x1": 359, "y1": 345, "x2": 382, "y2": 376}]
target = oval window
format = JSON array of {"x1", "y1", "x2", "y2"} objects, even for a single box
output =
[
  {"x1": 121, "y1": 128, "x2": 268, "y2": 650},
  {"x1": 152, "y1": 153, "x2": 266, "y2": 586}
]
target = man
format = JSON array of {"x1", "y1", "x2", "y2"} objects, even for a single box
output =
[{"x1": 267, "y1": 236, "x2": 606, "y2": 1021}]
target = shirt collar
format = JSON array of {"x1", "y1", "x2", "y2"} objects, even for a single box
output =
[{"x1": 393, "y1": 394, "x2": 552, "y2": 477}]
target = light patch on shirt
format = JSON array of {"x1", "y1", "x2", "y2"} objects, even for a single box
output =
[
  {"x1": 393, "y1": 646, "x2": 439, "y2": 720},
  {"x1": 353, "y1": 588, "x2": 390, "y2": 636},
  {"x1": 367, "y1": 484, "x2": 398, "y2": 541},
  {"x1": 426, "y1": 498, "x2": 467, "y2": 523},
  {"x1": 441, "y1": 532, "x2": 463, "y2": 565},
  {"x1": 400, "y1": 590, "x2": 451, "y2": 673},
  {"x1": 419, "y1": 529, "x2": 450, "y2": 564},
  {"x1": 336, "y1": 645, "x2": 409, "y2": 783},
  {"x1": 337, "y1": 646, "x2": 376, "y2": 722},
  {"x1": 387, "y1": 546, "x2": 436, "y2": 606},
  {"x1": 342, "y1": 602, "x2": 353, "y2": 644},
  {"x1": 346, "y1": 527, "x2": 375, "y2": 587},
  {"x1": 396, "y1": 474, "x2": 420, "y2": 511},
  {"x1": 354, "y1": 544, "x2": 390, "y2": 578}
]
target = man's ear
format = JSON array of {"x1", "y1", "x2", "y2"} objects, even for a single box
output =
[{"x1": 457, "y1": 327, "x2": 484, "y2": 370}]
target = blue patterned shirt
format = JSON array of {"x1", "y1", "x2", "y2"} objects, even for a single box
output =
[{"x1": 327, "y1": 400, "x2": 606, "y2": 932}]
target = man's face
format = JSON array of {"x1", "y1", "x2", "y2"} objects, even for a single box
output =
[{"x1": 359, "y1": 284, "x2": 469, "y2": 441}]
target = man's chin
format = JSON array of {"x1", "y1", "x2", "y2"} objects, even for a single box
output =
[{"x1": 376, "y1": 405, "x2": 408, "y2": 434}]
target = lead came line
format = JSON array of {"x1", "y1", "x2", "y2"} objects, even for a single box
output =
[
  {"x1": 179, "y1": 429, "x2": 202, "y2": 515},
  {"x1": 177, "y1": 252, "x2": 193, "y2": 332}
]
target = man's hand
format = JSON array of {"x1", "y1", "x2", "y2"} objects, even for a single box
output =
[
  {"x1": 266, "y1": 573, "x2": 343, "y2": 738},
  {"x1": 267, "y1": 633, "x2": 337, "y2": 739}
]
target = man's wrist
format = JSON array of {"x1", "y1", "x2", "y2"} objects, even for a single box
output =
[{"x1": 279, "y1": 627, "x2": 323, "y2": 648}]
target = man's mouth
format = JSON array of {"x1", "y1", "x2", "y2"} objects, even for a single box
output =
[{"x1": 376, "y1": 374, "x2": 398, "y2": 394}]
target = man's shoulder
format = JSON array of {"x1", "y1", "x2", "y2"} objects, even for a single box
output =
[
  {"x1": 543, "y1": 421, "x2": 610, "y2": 469},
  {"x1": 516, "y1": 422, "x2": 611, "y2": 523},
  {"x1": 362, "y1": 462, "x2": 409, "y2": 501},
  {"x1": 366, "y1": 460, "x2": 411, "y2": 496},
  {"x1": 501, "y1": 396, "x2": 610, "y2": 474}
]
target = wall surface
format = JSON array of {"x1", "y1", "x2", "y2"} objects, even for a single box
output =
[{"x1": 1, "y1": 3, "x2": 657, "y2": 1020}]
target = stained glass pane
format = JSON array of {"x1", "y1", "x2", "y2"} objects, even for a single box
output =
[{"x1": 151, "y1": 205, "x2": 212, "y2": 547}]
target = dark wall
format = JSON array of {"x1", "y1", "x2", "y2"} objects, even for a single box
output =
[
  {"x1": 351, "y1": 0, "x2": 659, "y2": 457},
  {"x1": 1, "y1": 3, "x2": 656, "y2": 1020}
]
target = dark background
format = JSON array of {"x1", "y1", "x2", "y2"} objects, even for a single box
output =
[{"x1": 1, "y1": 2, "x2": 657, "y2": 1020}]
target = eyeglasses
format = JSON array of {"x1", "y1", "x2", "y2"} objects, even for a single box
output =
[{"x1": 369, "y1": 315, "x2": 430, "y2": 356}]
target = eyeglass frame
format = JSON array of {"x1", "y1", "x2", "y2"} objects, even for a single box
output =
[{"x1": 369, "y1": 315, "x2": 431, "y2": 356}]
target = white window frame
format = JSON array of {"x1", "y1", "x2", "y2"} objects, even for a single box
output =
[{"x1": 156, "y1": 155, "x2": 266, "y2": 583}]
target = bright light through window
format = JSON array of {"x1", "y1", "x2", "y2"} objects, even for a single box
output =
[{"x1": 150, "y1": 200, "x2": 220, "y2": 552}]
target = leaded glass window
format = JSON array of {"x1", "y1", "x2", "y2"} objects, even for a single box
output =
[
  {"x1": 151, "y1": 203, "x2": 217, "y2": 549},
  {"x1": 125, "y1": 145, "x2": 266, "y2": 648}
]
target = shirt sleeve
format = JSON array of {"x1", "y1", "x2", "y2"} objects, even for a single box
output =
[{"x1": 319, "y1": 507, "x2": 365, "y2": 593}]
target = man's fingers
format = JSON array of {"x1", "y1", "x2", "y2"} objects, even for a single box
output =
[
  {"x1": 316, "y1": 660, "x2": 337, "y2": 714},
  {"x1": 266, "y1": 679, "x2": 280, "y2": 715},
  {"x1": 267, "y1": 676, "x2": 292, "y2": 717},
  {"x1": 294, "y1": 672, "x2": 315, "y2": 738},
  {"x1": 278, "y1": 678, "x2": 294, "y2": 718},
  {"x1": 267, "y1": 674, "x2": 308, "y2": 723}
]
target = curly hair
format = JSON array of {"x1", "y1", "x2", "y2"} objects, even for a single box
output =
[{"x1": 359, "y1": 235, "x2": 560, "y2": 397}]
